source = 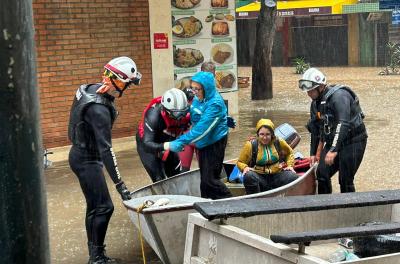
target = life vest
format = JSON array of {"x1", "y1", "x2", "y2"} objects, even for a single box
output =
[
  {"x1": 321, "y1": 85, "x2": 364, "y2": 137},
  {"x1": 138, "y1": 97, "x2": 161, "y2": 138},
  {"x1": 160, "y1": 109, "x2": 190, "y2": 138},
  {"x1": 68, "y1": 84, "x2": 117, "y2": 148},
  {"x1": 138, "y1": 96, "x2": 190, "y2": 138}
]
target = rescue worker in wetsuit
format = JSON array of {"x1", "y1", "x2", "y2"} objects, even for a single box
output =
[
  {"x1": 299, "y1": 68, "x2": 367, "y2": 194},
  {"x1": 163, "y1": 71, "x2": 232, "y2": 199},
  {"x1": 68, "y1": 56, "x2": 141, "y2": 264},
  {"x1": 136, "y1": 88, "x2": 191, "y2": 182}
]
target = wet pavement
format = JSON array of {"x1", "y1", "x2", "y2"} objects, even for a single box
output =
[{"x1": 45, "y1": 67, "x2": 400, "y2": 263}]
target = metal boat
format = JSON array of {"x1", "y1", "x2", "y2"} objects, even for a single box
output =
[
  {"x1": 185, "y1": 191, "x2": 400, "y2": 263},
  {"x1": 123, "y1": 162, "x2": 316, "y2": 264}
]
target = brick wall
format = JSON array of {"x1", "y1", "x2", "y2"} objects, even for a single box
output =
[{"x1": 32, "y1": 0, "x2": 153, "y2": 148}]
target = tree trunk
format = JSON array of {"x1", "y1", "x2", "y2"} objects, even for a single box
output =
[
  {"x1": 251, "y1": 2, "x2": 277, "y2": 100},
  {"x1": 0, "y1": 0, "x2": 50, "y2": 263}
]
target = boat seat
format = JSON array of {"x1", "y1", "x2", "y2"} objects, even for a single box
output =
[
  {"x1": 270, "y1": 222, "x2": 400, "y2": 253},
  {"x1": 193, "y1": 189, "x2": 400, "y2": 221}
]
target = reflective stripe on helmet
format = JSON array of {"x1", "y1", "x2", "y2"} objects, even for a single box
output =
[
  {"x1": 104, "y1": 56, "x2": 139, "y2": 84},
  {"x1": 105, "y1": 63, "x2": 129, "y2": 81},
  {"x1": 161, "y1": 88, "x2": 188, "y2": 111}
]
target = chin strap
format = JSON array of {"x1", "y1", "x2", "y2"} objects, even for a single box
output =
[{"x1": 110, "y1": 78, "x2": 130, "y2": 97}]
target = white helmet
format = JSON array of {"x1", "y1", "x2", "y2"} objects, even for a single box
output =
[
  {"x1": 104, "y1": 56, "x2": 141, "y2": 84},
  {"x1": 299, "y1": 68, "x2": 326, "y2": 92},
  {"x1": 161, "y1": 88, "x2": 189, "y2": 120}
]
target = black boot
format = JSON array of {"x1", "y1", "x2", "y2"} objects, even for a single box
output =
[
  {"x1": 87, "y1": 242, "x2": 93, "y2": 264},
  {"x1": 88, "y1": 245, "x2": 119, "y2": 264}
]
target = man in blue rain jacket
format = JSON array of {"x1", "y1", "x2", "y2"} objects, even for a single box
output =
[{"x1": 164, "y1": 71, "x2": 232, "y2": 199}]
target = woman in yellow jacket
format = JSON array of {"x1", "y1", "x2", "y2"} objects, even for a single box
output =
[{"x1": 236, "y1": 119, "x2": 298, "y2": 194}]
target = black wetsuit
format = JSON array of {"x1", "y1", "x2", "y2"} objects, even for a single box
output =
[
  {"x1": 136, "y1": 103, "x2": 190, "y2": 182},
  {"x1": 308, "y1": 85, "x2": 368, "y2": 194},
  {"x1": 68, "y1": 84, "x2": 120, "y2": 249}
]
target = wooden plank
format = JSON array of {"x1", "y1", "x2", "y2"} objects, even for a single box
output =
[
  {"x1": 184, "y1": 222, "x2": 197, "y2": 264},
  {"x1": 193, "y1": 190, "x2": 400, "y2": 221},
  {"x1": 270, "y1": 222, "x2": 400, "y2": 244}
]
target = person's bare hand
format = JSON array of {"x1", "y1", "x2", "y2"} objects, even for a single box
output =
[
  {"x1": 243, "y1": 167, "x2": 251, "y2": 175},
  {"x1": 310, "y1": 155, "x2": 317, "y2": 166},
  {"x1": 325, "y1": 151, "x2": 337, "y2": 166}
]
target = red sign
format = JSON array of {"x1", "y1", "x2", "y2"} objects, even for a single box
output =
[{"x1": 153, "y1": 33, "x2": 168, "y2": 49}]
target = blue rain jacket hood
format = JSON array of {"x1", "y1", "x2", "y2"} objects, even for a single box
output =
[
  {"x1": 192, "y1": 71, "x2": 216, "y2": 101},
  {"x1": 169, "y1": 71, "x2": 228, "y2": 150}
]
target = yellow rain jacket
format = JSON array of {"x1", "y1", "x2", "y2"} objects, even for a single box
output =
[{"x1": 236, "y1": 119, "x2": 295, "y2": 175}]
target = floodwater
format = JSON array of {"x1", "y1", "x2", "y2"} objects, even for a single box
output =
[{"x1": 45, "y1": 67, "x2": 400, "y2": 263}]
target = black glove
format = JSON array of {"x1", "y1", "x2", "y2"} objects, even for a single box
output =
[
  {"x1": 115, "y1": 181, "x2": 131, "y2": 201},
  {"x1": 227, "y1": 116, "x2": 236, "y2": 128}
]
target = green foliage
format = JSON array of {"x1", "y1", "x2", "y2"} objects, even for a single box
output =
[
  {"x1": 292, "y1": 57, "x2": 310, "y2": 74},
  {"x1": 379, "y1": 42, "x2": 400, "y2": 75}
]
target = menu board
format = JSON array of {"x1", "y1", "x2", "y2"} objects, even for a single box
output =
[{"x1": 171, "y1": 0, "x2": 238, "y2": 93}]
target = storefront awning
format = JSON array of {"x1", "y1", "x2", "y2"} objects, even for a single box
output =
[{"x1": 236, "y1": 0, "x2": 358, "y2": 19}]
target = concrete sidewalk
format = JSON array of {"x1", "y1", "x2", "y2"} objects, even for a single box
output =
[{"x1": 48, "y1": 136, "x2": 137, "y2": 163}]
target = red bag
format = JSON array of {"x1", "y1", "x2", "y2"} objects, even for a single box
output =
[{"x1": 294, "y1": 157, "x2": 311, "y2": 173}]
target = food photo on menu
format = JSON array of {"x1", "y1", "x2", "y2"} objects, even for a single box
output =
[
  {"x1": 211, "y1": 0, "x2": 228, "y2": 8},
  {"x1": 171, "y1": 0, "x2": 201, "y2": 9},
  {"x1": 171, "y1": 0, "x2": 238, "y2": 92},
  {"x1": 211, "y1": 21, "x2": 229, "y2": 36},
  {"x1": 173, "y1": 45, "x2": 205, "y2": 68},
  {"x1": 216, "y1": 71, "x2": 236, "y2": 89},
  {"x1": 211, "y1": 43, "x2": 233, "y2": 65},
  {"x1": 172, "y1": 16, "x2": 203, "y2": 38}
]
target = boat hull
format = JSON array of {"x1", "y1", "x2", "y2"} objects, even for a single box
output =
[
  {"x1": 184, "y1": 203, "x2": 400, "y2": 263},
  {"x1": 123, "y1": 164, "x2": 316, "y2": 264}
]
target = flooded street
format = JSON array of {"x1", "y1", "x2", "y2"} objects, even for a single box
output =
[{"x1": 45, "y1": 67, "x2": 400, "y2": 263}]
